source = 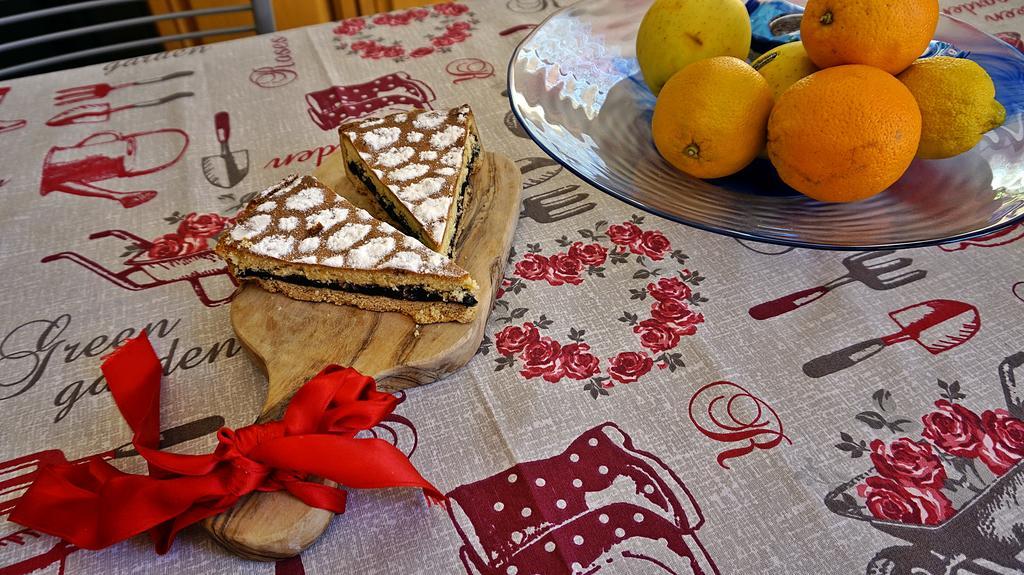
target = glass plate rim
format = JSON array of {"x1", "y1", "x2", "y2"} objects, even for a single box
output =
[{"x1": 505, "y1": 4, "x2": 1024, "y2": 252}]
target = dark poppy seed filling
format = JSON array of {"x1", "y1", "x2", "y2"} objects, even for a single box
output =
[
  {"x1": 236, "y1": 270, "x2": 478, "y2": 306},
  {"x1": 348, "y1": 160, "x2": 410, "y2": 231}
]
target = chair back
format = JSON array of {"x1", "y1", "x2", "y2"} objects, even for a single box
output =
[{"x1": 0, "y1": 0, "x2": 275, "y2": 79}]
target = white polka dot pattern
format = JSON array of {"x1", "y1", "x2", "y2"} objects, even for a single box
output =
[{"x1": 442, "y1": 424, "x2": 695, "y2": 575}]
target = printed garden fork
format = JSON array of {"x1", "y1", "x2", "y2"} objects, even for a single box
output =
[
  {"x1": 521, "y1": 184, "x2": 596, "y2": 224},
  {"x1": 53, "y1": 70, "x2": 194, "y2": 105},
  {"x1": 749, "y1": 250, "x2": 927, "y2": 320}
]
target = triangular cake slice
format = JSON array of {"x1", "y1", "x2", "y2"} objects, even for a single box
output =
[
  {"x1": 216, "y1": 175, "x2": 479, "y2": 324},
  {"x1": 339, "y1": 105, "x2": 480, "y2": 257}
]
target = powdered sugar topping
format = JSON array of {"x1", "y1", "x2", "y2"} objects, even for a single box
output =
[
  {"x1": 413, "y1": 110, "x2": 447, "y2": 130},
  {"x1": 307, "y1": 208, "x2": 349, "y2": 231},
  {"x1": 321, "y1": 255, "x2": 346, "y2": 267},
  {"x1": 441, "y1": 148, "x2": 463, "y2": 167},
  {"x1": 401, "y1": 177, "x2": 444, "y2": 201},
  {"x1": 430, "y1": 125, "x2": 465, "y2": 150},
  {"x1": 278, "y1": 216, "x2": 298, "y2": 231},
  {"x1": 252, "y1": 235, "x2": 295, "y2": 259},
  {"x1": 327, "y1": 223, "x2": 371, "y2": 252},
  {"x1": 298, "y1": 237, "x2": 320, "y2": 253},
  {"x1": 363, "y1": 127, "x2": 401, "y2": 150},
  {"x1": 231, "y1": 214, "x2": 272, "y2": 240},
  {"x1": 391, "y1": 163, "x2": 429, "y2": 182},
  {"x1": 378, "y1": 147, "x2": 415, "y2": 167},
  {"x1": 285, "y1": 187, "x2": 324, "y2": 211},
  {"x1": 385, "y1": 251, "x2": 424, "y2": 271},
  {"x1": 348, "y1": 237, "x2": 395, "y2": 268}
]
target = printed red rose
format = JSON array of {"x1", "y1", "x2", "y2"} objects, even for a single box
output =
[
  {"x1": 568, "y1": 242, "x2": 608, "y2": 267},
  {"x1": 146, "y1": 233, "x2": 190, "y2": 260},
  {"x1": 857, "y1": 476, "x2": 955, "y2": 526},
  {"x1": 180, "y1": 234, "x2": 209, "y2": 254},
  {"x1": 607, "y1": 351, "x2": 654, "y2": 384},
  {"x1": 519, "y1": 337, "x2": 564, "y2": 382},
  {"x1": 178, "y1": 212, "x2": 226, "y2": 239},
  {"x1": 546, "y1": 253, "x2": 584, "y2": 286},
  {"x1": 607, "y1": 222, "x2": 642, "y2": 247},
  {"x1": 921, "y1": 400, "x2": 986, "y2": 458},
  {"x1": 515, "y1": 253, "x2": 549, "y2": 281},
  {"x1": 447, "y1": 21, "x2": 472, "y2": 33},
  {"x1": 410, "y1": 46, "x2": 435, "y2": 58},
  {"x1": 650, "y1": 299, "x2": 695, "y2": 325},
  {"x1": 410, "y1": 8, "x2": 429, "y2": 19},
  {"x1": 432, "y1": 36, "x2": 458, "y2": 47},
  {"x1": 434, "y1": 2, "x2": 470, "y2": 16},
  {"x1": 673, "y1": 309, "x2": 704, "y2": 336},
  {"x1": 869, "y1": 439, "x2": 947, "y2": 489},
  {"x1": 351, "y1": 40, "x2": 374, "y2": 51},
  {"x1": 978, "y1": 409, "x2": 1024, "y2": 476},
  {"x1": 633, "y1": 230, "x2": 671, "y2": 260},
  {"x1": 647, "y1": 277, "x2": 692, "y2": 302},
  {"x1": 560, "y1": 343, "x2": 601, "y2": 380},
  {"x1": 633, "y1": 319, "x2": 681, "y2": 354},
  {"x1": 374, "y1": 13, "x2": 412, "y2": 25},
  {"x1": 333, "y1": 18, "x2": 365, "y2": 35},
  {"x1": 494, "y1": 323, "x2": 540, "y2": 356},
  {"x1": 382, "y1": 45, "x2": 405, "y2": 58}
]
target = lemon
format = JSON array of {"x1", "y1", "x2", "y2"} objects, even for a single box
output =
[
  {"x1": 897, "y1": 56, "x2": 1006, "y2": 159},
  {"x1": 752, "y1": 41, "x2": 819, "y2": 100},
  {"x1": 637, "y1": 0, "x2": 752, "y2": 95}
]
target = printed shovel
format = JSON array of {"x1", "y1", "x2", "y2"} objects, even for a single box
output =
[
  {"x1": 45, "y1": 92, "x2": 193, "y2": 126},
  {"x1": 803, "y1": 299, "x2": 980, "y2": 378},
  {"x1": 202, "y1": 112, "x2": 249, "y2": 188}
]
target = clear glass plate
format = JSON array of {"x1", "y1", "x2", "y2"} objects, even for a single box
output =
[{"x1": 507, "y1": 0, "x2": 1024, "y2": 250}]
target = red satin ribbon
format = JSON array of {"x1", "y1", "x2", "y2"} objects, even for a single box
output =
[{"x1": 9, "y1": 333, "x2": 443, "y2": 553}]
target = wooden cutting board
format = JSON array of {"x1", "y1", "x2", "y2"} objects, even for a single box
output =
[{"x1": 202, "y1": 150, "x2": 521, "y2": 561}]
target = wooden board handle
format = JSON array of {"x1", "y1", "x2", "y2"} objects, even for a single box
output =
[{"x1": 202, "y1": 369, "x2": 334, "y2": 562}]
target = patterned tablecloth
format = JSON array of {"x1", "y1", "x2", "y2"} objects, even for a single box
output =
[{"x1": 1, "y1": 1, "x2": 1023, "y2": 574}]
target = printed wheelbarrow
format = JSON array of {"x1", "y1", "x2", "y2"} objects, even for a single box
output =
[
  {"x1": 824, "y1": 353, "x2": 1024, "y2": 575},
  {"x1": 40, "y1": 229, "x2": 236, "y2": 307}
]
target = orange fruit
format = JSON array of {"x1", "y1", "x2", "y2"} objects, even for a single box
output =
[
  {"x1": 801, "y1": 0, "x2": 939, "y2": 75},
  {"x1": 652, "y1": 56, "x2": 774, "y2": 179},
  {"x1": 767, "y1": 65, "x2": 921, "y2": 203}
]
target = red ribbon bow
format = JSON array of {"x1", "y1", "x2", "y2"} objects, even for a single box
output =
[{"x1": 9, "y1": 334, "x2": 443, "y2": 553}]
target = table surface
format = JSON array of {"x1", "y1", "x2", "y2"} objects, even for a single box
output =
[{"x1": 1, "y1": 1, "x2": 1023, "y2": 574}]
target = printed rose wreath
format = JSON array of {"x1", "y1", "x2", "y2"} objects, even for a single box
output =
[
  {"x1": 332, "y1": 3, "x2": 478, "y2": 62},
  {"x1": 828, "y1": 380, "x2": 1024, "y2": 526},
  {"x1": 478, "y1": 215, "x2": 708, "y2": 398},
  {"x1": 122, "y1": 211, "x2": 232, "y2": 261}
]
